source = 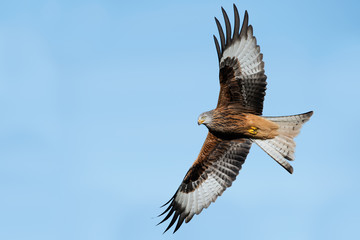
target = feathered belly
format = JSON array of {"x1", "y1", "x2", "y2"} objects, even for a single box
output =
[{"x1": 210, "y1": 113, "x2": 279, "y2": 139}]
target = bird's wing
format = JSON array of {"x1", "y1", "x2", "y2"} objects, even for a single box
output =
[
  {"x1": 158, "y1": 133, "x2": 252, "y2": 233},
  {"x1": 214, "y1": 5, "x2": 267, "y2": 115}
]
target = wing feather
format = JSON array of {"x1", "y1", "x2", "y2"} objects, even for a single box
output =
[
  {"x1": 213, "y1": 35, "x2": 221, "y2": 61},
  {"x1": 215, "y1": 17, "x2": 225, "y2": 53},
  {"x1": 158, "y1": 133, "x2": 252, "y2": 233},
  {"x1": 215, "y1": 6, "x2": 267, "y2": 115},
  {"x1": 232, "y1": 5, "x2": 240, "y2": 39},
  {"x1": 221, "y1": 7, "x2": 231, "y2": 46}
]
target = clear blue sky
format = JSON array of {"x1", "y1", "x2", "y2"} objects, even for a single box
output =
[{"x1": 1, "y1": 0, "x2": 359, "y2": 239}]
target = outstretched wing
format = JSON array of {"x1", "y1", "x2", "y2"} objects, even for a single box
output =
[
  {"x1": 158, "y1": 133, "x2": 252, "y2": 233},
  {"x1": 214, "y1": 5, "x2": 267, "y2": 115}
]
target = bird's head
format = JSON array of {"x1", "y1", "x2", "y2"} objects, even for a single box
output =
[{"x1": 198, "y1": 110, "x2": 214, "y2": 126}]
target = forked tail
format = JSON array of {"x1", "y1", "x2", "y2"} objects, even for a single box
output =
[{"x1": 253, "y1": 111, "x2": 313, "y2": 173}]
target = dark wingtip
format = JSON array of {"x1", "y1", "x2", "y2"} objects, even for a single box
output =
[
  {"x1": 213, "y1": 35, "x2": 221, "y2": 61},
  {"x1": 233, "y1": 4, "x2": 239, "y2": 13},
  {"x1": 160, "y1": 195, "x2": 174, "y2": 208},
  {"x1": 163, "y1": 211, "x2": 179, "y2": 233},
  {"x1": 157, "y1": 207, "x2": 175, "y2": 228},
  {"x1": 220, "y1": 7, "x2": 226, "y2": 17},
  {"x1": 158, "y1": 192, "x2": 186, "y2": 233},
  {"x1": 173, "y1": 213, "x2": 186, "y2": 233},
  {"x1": 214, "y1": 16, "x2": 225, "y2": 53},
  {"x1": 244, "y1": 10, "x2": 249, "y2": 20},
  {"x1": 239, "y1": 10, "x2": 249, "y2": 38},
  {"x1": 157, "y1": 202, "x2": 172, "y2": 217},
  {"x1": 232, "y1": 4, "x2": 240, "y2": 39},
  {"x1": 221, "y1": 6, "x2": 231, "y2": 45}
]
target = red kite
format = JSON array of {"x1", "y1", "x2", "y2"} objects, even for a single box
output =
[{"x1": 158, "y1": 4, "x2": 313, "y2": 233}]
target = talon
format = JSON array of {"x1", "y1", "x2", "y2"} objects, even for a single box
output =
[{"x1": 248, "y1": 126, "x2": 258, "y2": 135}]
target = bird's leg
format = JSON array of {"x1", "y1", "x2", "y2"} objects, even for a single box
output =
[{"x1": 248, "y1": 126, "x2": 258, "y2": 135}]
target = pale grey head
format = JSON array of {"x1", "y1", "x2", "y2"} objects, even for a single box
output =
[{"x1": 197, "y1": 110, "x2": 214, "y2": 126}]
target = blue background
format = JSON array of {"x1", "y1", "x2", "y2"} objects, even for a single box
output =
[{"x1": 1, "y1": 0, "x2": 359, "y2": 239}]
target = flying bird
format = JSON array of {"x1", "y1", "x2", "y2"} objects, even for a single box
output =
[{"x1": 158, "y1": 4, "x2": 313, "y2": 233}]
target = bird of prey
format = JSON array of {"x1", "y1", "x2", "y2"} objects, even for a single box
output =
[{"x1": 158, "y1": 4, "x2": 313, "y2": 233}]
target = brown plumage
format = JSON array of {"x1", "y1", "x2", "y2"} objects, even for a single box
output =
[
  {"x1": 158, "y1": 4, "x2": 313, "y2": 233},
  {"x1": 207, "y1": 107, "x2": 279, "y2": 139}
]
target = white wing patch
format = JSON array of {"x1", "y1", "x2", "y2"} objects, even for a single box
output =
[
  {"x1": 159, "y1": 139, "x2": 252, "y2": 233},
  {"x1": 174, "y1": 174, "x2": 222, "y2": 223},
  {"x1": 221, "y1": 26, "x2": 264, "y2": 79}
]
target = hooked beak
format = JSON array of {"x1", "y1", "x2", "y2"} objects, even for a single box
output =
[{"x1": 198, "y1": 119, "x2": 204, "y2": 125}]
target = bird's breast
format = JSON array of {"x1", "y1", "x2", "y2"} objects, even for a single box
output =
[{"x1": 209, "y1": 110, "x2": 279, "y2": 139}]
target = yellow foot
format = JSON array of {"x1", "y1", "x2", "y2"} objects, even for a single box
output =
[{"x1": 248, "y1": 126, "x2": 258, "y2": 135}]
